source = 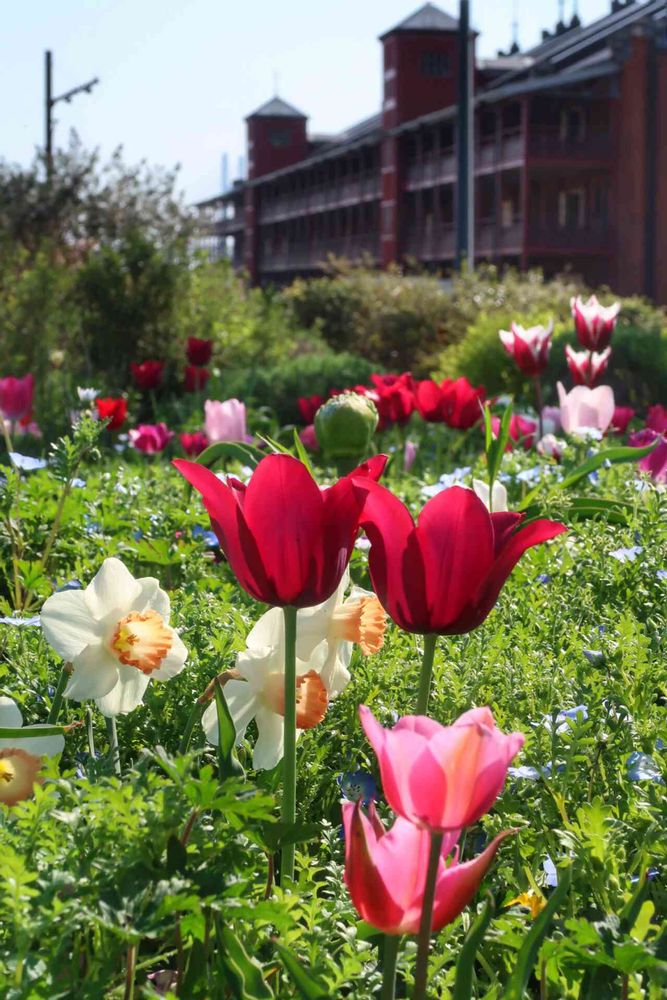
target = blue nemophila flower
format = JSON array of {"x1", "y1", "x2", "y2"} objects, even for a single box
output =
[
  {"x1": 71, "y1": 478, "x2": 86, "y2": 489},
  {"x1": 609, "y1": 545, "x2": 642, "y2": 563},
  {"x1": 9, "y1": 452, "x2": 48, "y2": 471},
  {"x1": 515, "y1": 466, "x2": 542, "y2": 484},
  {"x1": 132, "y1": 529, "x2": 144, "y2": 541},
  {"x1": 536, "y1": 574, "x2": 552, "y2": 585},
  {"x1": 338, "y1": 770, "x2": 377, "y2": 806},
  {"x1": 583, "y1": 649, "x2": 604, "y2": 666},
  {"x1": 421, "y1": 466, "x2": 472, "y2": 498},
  {"x1": 626, "y1": 752, "x2": 664, "y2": 783},
  {"x1": 508, "y1": 765, "x2": 541, "y2": 781},
  {"x1": 631, "y1": 868, "x2": 659, "y2": 885},
  {"x1": 587, "y1": 471, "x2": 599, "y2": 485},
  {"x1": 543, "y1": 856, "x2": 558, "y2": 887},
  {"x1": 542, "y1": 705, "x2": 588, "y2": 734},
  {"x1": 193, "y1": 525, "x2": 220, "y2": 549},
  {"x1": 56, "y1": 580, "x2": 82, "y2": 592},
  {"x1": 657, "y1": 570, "x2": 667, "y2": 580},
  {"x1": 656, "y1": 738, "x2": 665, "y2": 751},
  {"x1": 0, "y1": 615, "x2": 41, "y2": 627}
]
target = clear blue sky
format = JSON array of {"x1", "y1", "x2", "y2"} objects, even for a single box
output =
[{"x1": 1, "y1": 0, "x2": 613, "y2": 204}]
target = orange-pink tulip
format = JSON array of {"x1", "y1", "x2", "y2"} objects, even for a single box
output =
[
  {"x1": 360, "y1": 705, "x2": 524, "y2": 833},
  {"x1": 342, "y1": 800, "x2": 514, "y2": 935}
]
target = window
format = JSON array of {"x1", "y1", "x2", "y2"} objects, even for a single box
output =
[
  {"x1": 501, "y1": 200, "x2": 515, "y2": 228},
  {"x1": 269, "y1": 128, "x2": 292, "y2": 148},
  {"x1": 420, "y1": 52, "x2": 450, "y2": 77},
  {"x1": 559, "y1": 107, "x2": 585, "y2": 142},
  {"x1": 558, "y1": 189, "x2": 585, "y2": 229}
]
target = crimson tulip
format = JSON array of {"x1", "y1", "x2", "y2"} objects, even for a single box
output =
[
  {"x1": 491, "y1": 413, "x2": 537, "y2": 451},
  {"x1": 571, "y1": 295, "x2": 620, "y2": 351},
  {"x1": 611, "y1": 406, "x2": 635, "y2": 435},
  {"x1": 647, "y1": 404, "x2": 667, "y2": 435},
  {"x1": 342, "y1": 799, "x2": 514, "y2": 935},
  {"x1": 298, "y1": 394, "x2": 325, "y2": 424},
  {"x1": 96, "y1": 397, "x2": 128, "y2": 431},
  {"x1": 0, "y1": 374, "x2": 34, "y2": 421},
  {"x1": 499, "y1": 322, "x2": 552, "y2": 377},
  {"x1": 629, "y1": 428, "x2": 667, "y2": 484},
  {"x1": 415, "y1": 380, "x2": 443, "y2": 422},
  {"x1": 173, "y1": 453, "x2": 387, "y2": 607},
  {"x1": 440, "y1": 377, "x2": 485, "y2": 430},
  {"x1": 184, "y1": 366, "x2": 210, "y2": 392},
  {"x1": 565, "y1": 346, "x2": 611, "y2": 388},
  {"x1": 129, "y1": 422, "x2": 174, "y2": 453},
  {"x1": 372, "y1": 374, "x2": 415, "y2": 428},
  {"x1": 186, "y1": 337, "x2": 213, "y2": 366},
  {"x1": 130, "y1": 360, "x2": 164, "y2": 391},
  {"x1": 179, "y1": 431, "x2": 209, "y2": 456},
  {"x1": 356, "y1": 482, "x2": 565, "y2": 635}
]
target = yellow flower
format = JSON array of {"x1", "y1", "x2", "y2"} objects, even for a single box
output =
[{"x1": 506, "y1": 891, "x2": 547, "y2": 920}]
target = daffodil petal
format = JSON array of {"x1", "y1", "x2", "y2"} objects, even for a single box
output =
[
  {"x1": 0, "y1": 727, "x2": 65, "y2": 757},
  {"x1": 0, "y1": 696, "x2": 23, "y2": 729},
  {"x1": 150, "y1": 630, "x2": 188, "y2": 680},
  {"x1": 64, "y1": 644, "x2": 119, "y2": 701},
  {"x1": 133, "y1": 577, "x2": 170, "y2": 620},
  {"x1": 84, "y1": 558, "x2": 141, "y2": 620},
  {"x1": 95, "y1": 664, "x2": 150, "y2": 717},
  {"x1": 41, "y1": 589, "x2": 101, "y2": 660}
]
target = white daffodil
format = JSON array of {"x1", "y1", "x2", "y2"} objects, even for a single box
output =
[
  {"x1": 41, "y1": 558, "x2": 188, "y2": 717},
  {"x1": 472, "y1": 478, "x2": 508, "y2": 512},
  {"x1": 202, "y1": 574, "x2": 386, "y2": 771},
  {"x1": 0, "y1": 695, "x2": 64, "y2": 807}
]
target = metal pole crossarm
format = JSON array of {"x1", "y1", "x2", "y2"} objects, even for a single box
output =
[{"x1": 52, "y1": 77, "x2": 100, "y2": 107}]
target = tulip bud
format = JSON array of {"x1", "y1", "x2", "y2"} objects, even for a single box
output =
[{"x1": 315, "y1": 392, "x2": 378, "y2": 466}]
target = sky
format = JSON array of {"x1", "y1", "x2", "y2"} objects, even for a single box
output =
[{"x1": 2, "y1": 0, "x2": 614, "y2": 204}]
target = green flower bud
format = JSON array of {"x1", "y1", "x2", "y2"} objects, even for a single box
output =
[{"x1": 314, "y1": 392, "x2": 378, "y2": 460}]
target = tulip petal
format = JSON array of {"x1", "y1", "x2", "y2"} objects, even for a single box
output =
[
  {"x1": 342, "y1": 801, "x2": 409, "y2": 934},
  {"x1": 431, "y1": 830, "x2": 516, "y2": 932}
]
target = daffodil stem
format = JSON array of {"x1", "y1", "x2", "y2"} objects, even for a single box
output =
[
  {"x1": 416, "y1": 634, "x2": 437, "y2": 715},
  {"x1": 281, "y1": 604, "x2": 298, "y2": 883},
  {"x1": 380, "y1": 934, "x2": 400, "y2": 1000},
  {"x1": 105, "y1": 716, "x2": 121, "y2": 776},
  {"x1": 413, "y1": 831, "x2": 444, "y2": 1000},
  {"x1": 179, "y1": 700, "x2": 205, "y2": 755},
  {"x1": 47, "y1": 663, "x2": 69, "y2": 724}
]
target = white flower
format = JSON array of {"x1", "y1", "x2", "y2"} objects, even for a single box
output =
[
  {"x1": 40, "y1": 558, "x2": 188, "y2": 717},
  {"x1": 0, "y1": 696, "x2": 65, "y2": 757},
  {"x1": 202, "y1": 573, "x2": 386, "y2": 770},
  {"x1": 77, "y1": 387, "x2": 99, "y2": 402},
  {"x1": 472, "y1": 478, "x2": 508, "y2": 512}
]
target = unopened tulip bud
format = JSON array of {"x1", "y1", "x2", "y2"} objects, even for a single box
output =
[{"x1": 315, "y1": 392, "x2": 378, "y2": 464}]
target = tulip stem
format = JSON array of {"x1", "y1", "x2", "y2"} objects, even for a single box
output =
[
  {"x1": 413, "y1": 831, "x2": 444, "y2": 1000},
  {"x1": 179, "y1": 700, "x2": 205, "y2": 755},
  {"x1": 380, "y1": 934, "x2": 400, "y2": 1000},
  {"x1": 281, "y1": 605, "x2": 298, "y2": 884},
  {"x1": 47, "y1": 663, "x2": 69, "y2": 724},
  {"x1": 105, "y1": 716, "x2": 121, "y2": 776},
  {"x1": 534, "y1": 376, "x2": 544, "y2": 440},
  {"x1": 416, "y1": 634, "x2": 437, "y2": 715}
]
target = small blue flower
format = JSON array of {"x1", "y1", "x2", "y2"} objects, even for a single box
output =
[
  {"x1": 508, "y1": 765, "x2": 541, "y2": 781},
  {"x1": 626, "y1": 752, "x2": 664, "y2": 783},
  {"x1": 71, "y1": 478, "x2": 87, "y2": 489},
  {"x1": 542, "y1": 705, "x2": 588, "y2": 734},
  {"x1": 587, "y1": 470, "x2": 599, "y2": 485},
  {"x1": 656, "y1": 738, "x2": 665, "y2": 751},
  {"x1": 56, "y1": 579, "x2": 82, "y2": 592},
  {"x1": 515, "y1": 466, "x2": 541, "y2": 484},
  {"x1": 0, "y1": 615, "x2": 41, "y2": 627},
  {"x1": 422, "y1": 466, "x2": 472, "y2": 498},
  {"x1": 193, "y1": 525, "x2": 220, "y2": 549},
  {"x1": 657, "y1": 570, "x2": 667, "y2": 580},
  {"x1": 583, "y1": 649, "x2": 604, "y2": 666},
  {"x1": 536, "y1": 574, "x2": 552, "y2": 585},
  {"x1": 132, "y1": 529, "x2": 144, "y2": 541},
  {"x1": 610, "y1": 546, "x2": 643, "y2": 563},
  {"x1": 543, "y1": 856, "x2": 558, "y2": 887},
  {"x1": 338, "y1": 770, "x2": 377, "y2": 806},
  {"x1": 631, "y1": 868, "x2": 659, "y2": 885},
  {"x1": 9, "y1": 452, "x2": 48, "y2": 471}
]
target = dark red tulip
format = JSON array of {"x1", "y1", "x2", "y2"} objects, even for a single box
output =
[
  {"x1": 186, "y1": 337, "x2": 213, "y2": 366},
  {"x1": 646, "y1": 405, "x2": 667, "y2": 435},
  {"x1": 179, "y1": 431, "x2": 209, "y2": 456},
  {"x1": 440, "y1": 377, "x2": 486, "y2": 430},
  {"x1": 0, "y1": 374, "x2": 34, "y2": 421},
  {"x1": 95, "y1": 396, "x2": 128, "y2": 431},
  {"x1": 173, "y1": 453, "x2": 387, "y2": 607},
  {"x1": 372, "y1": 375, "x2": 415, "y2": 429},
  {"x1": 611, "y1": 406, "x2": 635, "y2": 435},
  {"x1": 415, "y1": 380, "x2": 444, "y2": 422},
  {"x1": 298, "y1": 394, "x2": 325, "y2": 424},
  {"x1": 499, "y1": 323, "x2": 553, "y2": 377},
  {"x1": 184, "y1": 366, "x2": 210, "y2": 392},
  {"x1": 130, "y1": 360, "x2": 164, "y2": 391},
  {"x1": 356, "y1": 482, "x2": 566, "y2": 635}
]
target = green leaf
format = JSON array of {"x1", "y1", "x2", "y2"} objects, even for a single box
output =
[
  {"x1": 274, "y1": 942, "x2": 329, "y2": 999},
  {"x1": 292, "y1": 428, "x2": 315, "y2": 476},
  {"x1": 503, "y1": 866, "x2": 572, "y2": 1000},
  {"x1": 453, "y1": 894, "x2": 495, "y2": 1000},
  {"x1": 559, "y1": 442, "x2": 658, "y2": 491},
  {"x1": 0, "y1": 725, "x2": 66, "y2": 739},
  {"x1": 214, "y1": 680, "x2": 244, "y2": 781},
  {"x1": 197, "y1": 440, "x2": 264, "y2": 469},
  {"x1": 220, "y1": 925, "x2": 274, "y2": 999}
]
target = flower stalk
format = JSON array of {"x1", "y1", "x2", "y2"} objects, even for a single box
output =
[
  {"x1": 412, "y1": 831, "x2": 444, "y2": 999},
  {"x1": 380, "y1": 934, "x2": 400, "y2": 1000},
  {"x1": 281, "y1": 605, "x2": 298, "y2": 883},
  {"x1": 106, "y1": 715, "x2": 121, "y2": 776},
  {"x1": 415, "y1": 634, "x2": 437, "y2": 715},
  {"x1": 46, "y1": 662, "x2": 71, "y2": 724}
]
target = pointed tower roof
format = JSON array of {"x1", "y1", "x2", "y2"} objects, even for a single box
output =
[
  {"x1": 246, "y1": 96, "x2": 307, "y2": 120},
  {"x1": 380, "y1": 3, "x2": 459, "y2": 39}
]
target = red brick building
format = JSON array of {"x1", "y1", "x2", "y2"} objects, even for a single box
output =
[{"x1": 196, "y1": 1, "x2": 667, "y2": 300}]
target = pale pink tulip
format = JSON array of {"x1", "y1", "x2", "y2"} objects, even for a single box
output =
[
  {"x1": 342, "y1": 800, "x2": 514, "y2": 934},
  {"x1": 359, "y1": 705, "x2": 524, "y2": 833},
  {"x1": 204, "y1": 399, "x2": 250, "y2": 443},
  {"x1": 571, "y1": 295, "x2": 620, "y2": 351},
  {"x1": 557, "y1": 382, "x2": 615, "y2": 435}
]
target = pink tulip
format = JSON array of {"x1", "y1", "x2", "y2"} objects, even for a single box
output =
[
  {"x1": 403, "y1": 440, "x2": 418, "y2": 472},
  {"x1": 129, "y1": 422, "x2": 174, "y2": 454},
  {"x1": 646, "y1": 405, "x2": 667, "y2": 435},
  {"x1": 557, "y1": 382, "x2": 615, "y2": 435},
  {"x1": 499, "y1": 322, "x2": 552, "y2": 377},
  {"x1": 0, "y1": 374, "x2": 34, "y2": 421},
  {"x1": 571, "y1": 295, "x2": 620, "y2": 351},
  {"x1": 360, "y1": 705, "x2": 524, "y2": 833},
  {"x1": 541, "y1": 406, "x2": 562, "y2": 435},
  {"x1": 204, "y1": 399, "x2": 250, "y2": 443},
  {"x1": 565, "y1": 346, "x2": 612, "y2": 388},
  {"x1": 342, "y1": 800, "x2": 514, "y2": 935},
  {"x1": 299, "y1": 424, "x2": 319, "y2": 452},
  {"x1": 537, "y1": 433, "x2": 564, "y2": 461},
  {"x1": 629, "y1": 428, "x2": 667, "y2": 484},
  {"x1": 491, "y1": 413, "x2": 537, "y2": 450}
]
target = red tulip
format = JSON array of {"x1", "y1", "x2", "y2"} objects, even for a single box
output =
[
  {"x1": 179, "y1": 431, "x2": 209, "y2": 456},
  {"x1": 565, "y1": 346, "x2": 611, "y2": 388},
  {"x1": 356, "y1": 482, "x2": 565, "y2": 635},
  {"x1": 415, "y1": 380, "x2": 444, "y2": 422},
  {"x1": 646, "y1": 405, "x2": 667, "y2": 435},
  {"x1": 571, "y1": 295, "x2": 620, "y2": 351},
  {"x1": 371, "y1": 373, "x2": 416, "y2": 392},
  {"x1": 95, "y1": 397, "x2": 128, "y2": 431},
  {"x1": 129, "y1": 422, "x2": 174, "y2": 454},
  {"x1": 186, "y1": 337, "x2": 213, "y2": 366},
  {"x1": 343, "y1": 799, "x2": 514, "y2": 935},
  {"x1": 184, "y1": 366, "x2": 210, "y2": 392},
  {"x1": 440, "y1": 377, "x2": 486, "y2": 430},
  {"x1": 611, "y1": 406, "x2": 635, "y2": 435},
  {"x1": 372, "y1": 375, "x2": 415, "y2": 429},
  {"x1": 130, "y1": 360, "x2": 164, "y2": 391},
  {"x1": 173, "y1": 453, "x2": 387, "y2": 607},
  {"x1": 491, "y1": 414, "x2": 538, "y2": 451},
  {"x1": 359, "y1": 705, "x2": 524, "y2": 831},
  {"x1": 499, "y1": 322, "x2": 552, "y2": 377},
  {"x1": 0, "y1": 374, "x2": 34, "y2": 421},
  {"x1": 298, "y1": 394, "x2": 325, "y2": 424}
]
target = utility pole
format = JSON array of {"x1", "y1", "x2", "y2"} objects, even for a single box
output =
[
  {"x1": 456, "y1": 0, "x2": 475, "y2": 270},
  {"x1": 44, "y1": 50, "x2": 100, "y2": 182}
]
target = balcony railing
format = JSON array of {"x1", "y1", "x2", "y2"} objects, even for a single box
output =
[
  {"x1": 403, "y1": 224, "x2": 456, "y2": 259},
  {"x1": 526, "y1": 222, "x2": 611, "y2": 253},
  {"x1": 259, "y1": 234, "x2": 380, "y2": 271},
  {"x1": 258, "y1": 175, "x2": 381, "y2": 223},
  {"x1": 404, "y1": 151, "x2": 457, "y2": 189},
  {"x1": 528, "y1": 127, "x2": 613, "y2": 161}
]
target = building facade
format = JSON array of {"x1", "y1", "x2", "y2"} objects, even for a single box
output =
[{"x1": 196, "y1": 0, "x2": 667, "y2": 301}]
